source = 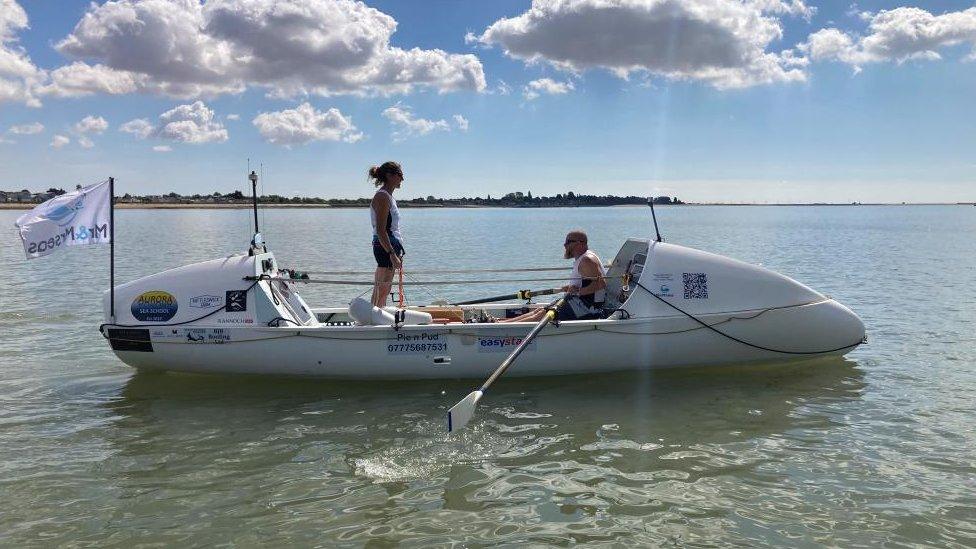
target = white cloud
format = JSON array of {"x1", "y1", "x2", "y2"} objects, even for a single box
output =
[
  {"x1": 8, "y1": 122, "x2": 43, "y2": 135},
  {"x1": 749, "y1": 0, "x2": 815, "y2": 20},
  {"x1": 118, "y1": 102, "x2": 228, "y2": 143},
  {"x1": 800, "y1": 7, "x2": 976, "y2": 70},
  {"x1": 473, "y1": 0, "x2": 811, "y2": 89},
  {"x1": 226, "y1": 113, "x2": 240, "y2": 120},
  {"x1": 0, "y1": 0, "x2": 44, "y2": 106},
  {"x1": 453, "y1": 114, "x2": 469, "y2": 131},
  {"x1": 152, "y1": 145, "x2": 172, "y2": 152},
  {"x1": 74, "y1": 115, "x2": 109, "y2": 135},
  {"x1": 119, "y1": 118, "x2": 154, "y2": 139},
  {"x1": 844, "y1": 3, "x2": 874, "y2": 23},
  {"x1": 41, "y1": 62, "x2": 144, "y2": 98},
  {"x1": 382, "y1": 104, "x2": 450, "y2": 141},
  {"x1": 523, "y1": 77, "x2": 574, "y2": 100},
  {"x1": 47, "y1": 0, "x2": 486, "y2": 100},
  {"x1": 67, "y1": 115, "x2": 109, "y2": 148},
  {"x1": 50, "y1": 135, "x2": 70, "y2": 149},
  {"x1": 156, "y1": 101, "x2": 228, "y2": 143},
  {"x1": 252, "y1": 102, "x2": 362, "y2": 146}
]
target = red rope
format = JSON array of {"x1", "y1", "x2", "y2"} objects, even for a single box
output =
[{"x1": 397, "y1": 263, "x2": 406, "y2": 307}]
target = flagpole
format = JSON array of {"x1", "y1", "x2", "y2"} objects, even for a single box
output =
[{"x1": 109, "y1": 176, "x2": 115, "y2": 321}]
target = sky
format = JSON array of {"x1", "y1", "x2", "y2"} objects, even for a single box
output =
[{"x1": 0, "y1": 0, "x2": 974, "y2": 203}]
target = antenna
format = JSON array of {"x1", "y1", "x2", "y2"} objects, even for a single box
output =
[
  {"x1": 648, "y1": 196, "x2": 663, "y2": 242},
  {"x1": 248, "y1": 170, "x2": 259, "y2": 234},
  {"x1": 247, "y1": 169, "x2": 267, "y2": 256}
]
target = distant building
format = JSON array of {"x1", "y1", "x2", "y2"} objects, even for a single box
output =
[{"x1": 1, "y1": 190, "x2": 32, "y2": 202}]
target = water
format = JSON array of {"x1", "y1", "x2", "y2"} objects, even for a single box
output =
[{"x1": 1, "y1": 205, "x2": 974, "y2": 546}]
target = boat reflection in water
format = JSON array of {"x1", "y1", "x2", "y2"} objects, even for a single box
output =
[{"x1": 94, "y1": 358, "x2": 864, "y2": 542}]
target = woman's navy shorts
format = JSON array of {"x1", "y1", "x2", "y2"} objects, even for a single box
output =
[{"x1": 372, "y1": 235, "x2": 405, "y2": 269}]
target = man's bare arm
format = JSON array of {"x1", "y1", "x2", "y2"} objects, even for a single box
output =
[{"x1": 576, "y1": 255, "x2": 606, "y2": 296}]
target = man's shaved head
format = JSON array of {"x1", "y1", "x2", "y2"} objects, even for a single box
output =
[
  {"x1": 564, "y1": 230, "x2": 589, "y2": 258},
  {"x1": 566, "y1": 230, "x2": 587, "y2": 243}
]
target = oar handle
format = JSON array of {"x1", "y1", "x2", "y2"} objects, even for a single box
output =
[{"x1": 479, "y1": 297, "x2": 564, "y2": 392}]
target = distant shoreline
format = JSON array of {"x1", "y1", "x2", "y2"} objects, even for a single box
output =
[{"x1": 0, "y1": 202, "x2": 972, "y2": 210}]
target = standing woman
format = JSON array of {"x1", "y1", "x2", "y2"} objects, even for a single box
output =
[{"x1": 368, "y1": 161, "x2": 405, "y2": 307}]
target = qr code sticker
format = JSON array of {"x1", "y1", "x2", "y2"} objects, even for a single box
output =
[{"x1": 682, "y1": 272, "x2": 708, "y2": 299}]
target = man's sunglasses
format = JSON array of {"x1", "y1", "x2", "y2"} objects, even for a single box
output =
[{"x1": 564, "y1": 239, "x2": 582, "y2": 246}]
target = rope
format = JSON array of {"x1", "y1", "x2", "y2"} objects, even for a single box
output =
[
  {"x1": 101, "y1": 300, "x2": 859, "y2": 347},
  {"x1": 301, "y1": 266, "x2": 575, "y2": 276},
  {"x1": 100, "y1": 309, "x2": 776, "y2": 345},
  {"x1": 401, "y1": 269, "x2": 445, "y2": 303},
  {"x1": 271, "y1": 274, "x2": 611, "y2": 286},
  {"x1": 632, "y1": 281, "x2": 863, "y2": 355},
  {"x1": 397, "y1": 264, "x2": 405, "y2": 307}
]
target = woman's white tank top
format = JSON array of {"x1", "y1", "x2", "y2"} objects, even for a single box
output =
[
  {"x1": 570, "y1": 250, "x2": 606, "y2": 303},
  {"x1": 370, "y1": 189, "x2": 401, "y2": 240}
]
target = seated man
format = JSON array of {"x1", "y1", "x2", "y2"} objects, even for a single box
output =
[{"x1": 502, "y1": 230, "x2": 607, "y2": 322}]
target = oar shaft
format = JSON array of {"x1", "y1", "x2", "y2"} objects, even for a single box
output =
[
  {"x1": 480, "y1": 297, "x2": 564, "y2": 392},
  {"x1": 452, "y1": 287, "x2": 559, "y2": 306},
  {"x1": 452, "y1": 292, "x2": 519, "y2": 306},
  {"x1": 447, "y1": 296, "x2": 566, "y2": 432}
]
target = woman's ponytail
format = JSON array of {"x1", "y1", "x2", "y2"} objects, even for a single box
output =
[{"x1": 367, "y1": 161, "x2": 402, "y2": 187}]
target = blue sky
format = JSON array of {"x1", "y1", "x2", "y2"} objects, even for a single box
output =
[{"x1": 1, "y1": 0, "x2": 974, "y2": 203}]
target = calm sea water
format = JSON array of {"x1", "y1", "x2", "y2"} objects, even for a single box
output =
[{"x1": 1, "y1": 205, "x2": 974, "y2": 546}]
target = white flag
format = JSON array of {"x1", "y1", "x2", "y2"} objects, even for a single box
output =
[{"x1": 15, "y1": 180, "x2": 112, "y2": 259}]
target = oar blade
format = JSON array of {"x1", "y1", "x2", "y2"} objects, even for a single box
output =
[{"x1": 447, "y1": 390, "x2": 483, "y2": 433}]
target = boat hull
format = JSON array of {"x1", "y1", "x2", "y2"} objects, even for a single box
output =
[{"x1": 111, "y1": 298, "x2": 864, "y2": 379}]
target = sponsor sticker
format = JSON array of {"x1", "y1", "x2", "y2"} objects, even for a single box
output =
[
  {"x1": 477, "y1": 335, "x2": 536, "y2": 353},
  {"x1": 130, "y1": 291, "x2": 178, "y2": 322},
  {"x1": 182, "y1": 328, "x2": 230, "y2": 344},
  {"x1": 226, "y1": 290, "x2": 247, "y2": 312},
  {"x1": 652, "y1": 273, "x2": 675, "y2": 297},
  {"x1": 189, "y1": 294, "x2": 222, "y2": 308},
  {"x1": 216, "y1": 316, "x2": 253, "y2": 324}
]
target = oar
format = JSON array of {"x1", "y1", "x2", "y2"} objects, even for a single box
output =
[
  {"x1": 447, "y1": 297, "x2": 565, "y2": 432},
  {"x1": 451, "y1": 287, "x2": 561, "y2": 306}
]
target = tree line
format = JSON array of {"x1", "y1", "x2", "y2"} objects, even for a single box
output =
[{"x1": 115, "y1": 190, "x2": 684, "y2": 207}]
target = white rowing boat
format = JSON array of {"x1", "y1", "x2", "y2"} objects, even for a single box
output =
[{"x1": 100, "y1": 232, "x2": 865, "y2": 379}]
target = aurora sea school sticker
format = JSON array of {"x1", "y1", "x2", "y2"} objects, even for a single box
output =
[{"x1": 131, "y1": 290, "x2": 179, "y2": 322}]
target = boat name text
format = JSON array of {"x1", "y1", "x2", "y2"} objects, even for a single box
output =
[
  {"x1": 25, "y1": 223, "x2": 109, "y2": 255},
  {"x1": 388, "y1": 333, "x2": 446, "y2": 354}
]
